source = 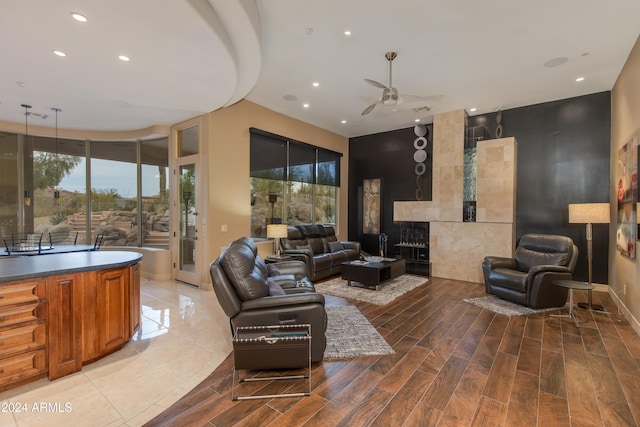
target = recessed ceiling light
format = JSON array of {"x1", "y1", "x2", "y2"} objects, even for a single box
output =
[
  {"x1": 414, "y1": 119, "x2": 420, "y2": 122},
  {"x1": 118, "y1": 55, "x2": 130, "y2": 62},
  {"x1": 469, "y1": 107, "x2": 477, "y2": 112},
  {"x1": 341, "y1": 120, "x2": 347, "y2": 124},
  {"x1": 312, "y1": 82, "x2": 319, "y2": 87},
  {"x1": 53, "y1": 50, "x2": 66, "y2": 57},
  {"x1": 344, "y1": 30, "x2": 351, "y2": 36},
  {"x1": 303, "y1": 103, "x2": 309, "y2": 108},
  {"x1": 70, "y1": 12, "x2": 87, "y2": 22},
  {"x1": 575, "y1": 77, "x2": 585, "y2": 82}
]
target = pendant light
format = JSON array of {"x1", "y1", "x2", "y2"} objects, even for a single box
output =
[
  {"x1": 52, "y1": 107, "x2": 62, "y2": 206},
  {"x1": 21, "y1": 104, "x2": 32, "y2": 206}
]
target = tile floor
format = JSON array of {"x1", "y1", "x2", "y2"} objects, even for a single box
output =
[{"x1": 0, "y1": 278, "x2": 232, "y2": 427}]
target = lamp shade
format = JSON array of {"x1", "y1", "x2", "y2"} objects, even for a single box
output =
[
  {"x1": 568, "y1": 203, "x2": 610, "y2": 224},
  {"x1": 267, "y1": 224, "x2": 288, "y2": 239}
]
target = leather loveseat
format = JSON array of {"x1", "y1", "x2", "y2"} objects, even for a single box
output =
[
  {"x1": 279, "y1": 225, "x2": 361, "y2": 281},
  {"x1": 210, "y1": 237, "x2": 327, "y2": 362},
  {"x1": 482, "y1": 233, "x2": 578, "y2": 309}
]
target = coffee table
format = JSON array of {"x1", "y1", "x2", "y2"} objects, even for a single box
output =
[{"x1": 341, "y1": 258, "x2": 406, "y2": 290}]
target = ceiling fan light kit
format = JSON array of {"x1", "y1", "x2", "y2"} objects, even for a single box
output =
[{"x1": 361, "y1": 52, "x2": 442, "y2": 116}]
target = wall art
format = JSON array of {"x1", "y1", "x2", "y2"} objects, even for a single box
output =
[
  {"x1": 617, "y1": 134, "x2": 638, "y2": 258},
  {"x1": 363, "y1": 178, "x2": 381, "y2": 234}
]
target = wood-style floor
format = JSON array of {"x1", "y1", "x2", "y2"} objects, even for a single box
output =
[{"x1": 144, "y1": 277, "x2": 640, "y2": 427}]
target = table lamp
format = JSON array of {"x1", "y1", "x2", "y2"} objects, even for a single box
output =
[
  {"x1": 267, "y1": 224, "x2": 288, "y2": 257},
  {"x1": 568, "y1": 203, "x2": 610, "y2": 311}
]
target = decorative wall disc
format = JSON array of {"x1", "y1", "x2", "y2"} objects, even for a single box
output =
[
  {"x1": 496, "y1": 109, "x2": 503, "y2": 138},
  {"x1": 413, "y1": 125, "x2": 429, "y2": 201},
  {"x1": 413, "y1": 150, "x2": 427, "y2": 163},
  {"x1": 414, "y1": 136, "x2": 427, "y2": 150},
  {"x1": 414, "y1": 124, "x2": 427, "y2": 137}
]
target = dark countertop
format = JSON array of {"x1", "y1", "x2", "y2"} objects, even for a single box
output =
[{"x1": 0, "y1": 251, "x2": 143, "y2": 283}]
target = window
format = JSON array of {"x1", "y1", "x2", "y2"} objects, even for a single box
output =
[
  {"x1": 32, "y1": 136, "x2": 86, "y2": 243},
  {"x1": 23, "y1": 133, "x2": 169, "y2": 248},
  {"x1": 250, "y1": 128, "x2": 341, "y2": 238},
  {"x1": 141, "y1": 139, "x2": 169, "y2": 248}
]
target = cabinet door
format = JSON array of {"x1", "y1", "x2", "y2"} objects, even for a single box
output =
[
  {"x1": 96, "y1": 268, "x2": 130, "y2": 354},
  {"x1": 130, "y1": 263, "x2": 141, "y2": 335},
  {"x1": 47, "y1": 273, "x2": 83, "y2": 380}
]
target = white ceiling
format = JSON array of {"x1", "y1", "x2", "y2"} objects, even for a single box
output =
[{"x1": 2, "y1": 0, "x2": 639, "y2": 139}]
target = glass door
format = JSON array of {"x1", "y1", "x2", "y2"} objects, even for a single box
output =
[{"x1": 175, "y1": 160, "x2": 199, "y2": 284}]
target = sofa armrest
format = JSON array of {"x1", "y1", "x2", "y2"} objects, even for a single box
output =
[
  {"x1": 341, "y1": 241, "x2": 361, "y2": 252},
  {"x1": 483, "y1": 256, "x2": 517, "y2": 270},
  {"x1": 527, "y1": 264, "x2": 571, "y2": 275},
  {"x1": 282, "y1": 249, "x2": 314, "y2": 266},
  {"x1": 241, "y1": 293, "x2": 325, "y2": 310},
  {"x1": 273, "y1": 259, "x2": 308, "y2": 277}
]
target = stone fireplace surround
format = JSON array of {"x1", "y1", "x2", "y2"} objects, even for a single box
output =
[{"x1": 394, "y1": 109, "x2": 517, "y2": 283}]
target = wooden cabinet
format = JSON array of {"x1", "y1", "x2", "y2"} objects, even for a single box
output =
[
  {"x1": 83, "y1": 266, "x2": 134, "y2": 363},
  {"x1": 0, "y1": 279, "x2": 47, "y2": 390},
  {"x1": 0, "y1": 259, "x2": 140, "y2": 391},
  {"x1": 47, "y1": 273, "x2": 83, "y2": 380},
  {"x1": 96, "y1": 267, "x2": 130, "y2": 355}
]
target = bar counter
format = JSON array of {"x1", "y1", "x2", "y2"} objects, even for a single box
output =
[{"x1": 0, "y1": 251, "x2": 142, "y2": 391}]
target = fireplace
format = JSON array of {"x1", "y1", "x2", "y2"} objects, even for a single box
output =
[{"x1": 394, "y1": 221, "x2": 429, "y2": 276}]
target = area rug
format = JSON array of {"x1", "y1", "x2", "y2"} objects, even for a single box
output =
[
  {"x1": 464, "y1": 295, "x2": 564, "y2": 317},
  {"x1": 324, "y1": 305, "x2": 395, "y2": 360},
  {"x1": 317, "y1": 274, "x2": 428, "y2": 306}
]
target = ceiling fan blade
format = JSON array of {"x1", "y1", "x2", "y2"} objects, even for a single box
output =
[
  {"x1": 361, "y1": 101, "x2": 380, "y2": 116},
  {"x1": 364, "y1": 79, "x2": 387, "y2": 89},
  {"x1": 399, "y1": 94, "x2": 444, "y2": 103}
]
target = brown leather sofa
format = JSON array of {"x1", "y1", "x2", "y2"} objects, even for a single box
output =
[
  {"x1": 279, "y1": 225, "x2": 361, "y2": 281},
  {"x1": 209, "y1": 237, "x2": 327, "y2": 362},
  {"x1": 482, "y1": 233, "x2": 579, "y2": 309}
]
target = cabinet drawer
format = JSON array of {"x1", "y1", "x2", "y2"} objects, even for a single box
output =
[
  {"x1": 0, "y1": 349, "x2": 46, "y2": 385},
  {"x1": 0, "y1": 323, "x2": 46, "y2": 356},
  {"x1": 0, "y1": 281, "x2": 45, "y2": 307},
  {"x1": 0, "y1": 303, "x2": 44, "y2": 328}
]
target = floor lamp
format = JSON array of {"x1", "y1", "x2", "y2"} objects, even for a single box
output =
[{"x1": 568, "y1": 203, "x2": 610, "y2": 311}]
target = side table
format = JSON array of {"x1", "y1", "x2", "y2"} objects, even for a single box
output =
[
  {"x1": 232, "y1": 324, "x2": 311, "y2": 400},
  {"x1": 552, "y1": 280, "x2": 594, "y2": 328}
]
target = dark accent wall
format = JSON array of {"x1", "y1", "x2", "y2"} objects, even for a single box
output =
[
  {"x1": 349, "y1": 92, "x2": 611, "y2": 283},
  {"x1": 349, "y1": 126, "x2": 433, "y2": 256}
]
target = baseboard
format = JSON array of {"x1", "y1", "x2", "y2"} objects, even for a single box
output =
[{"x1": 608, "y1": 287, "x2": 640, "y2": 337}]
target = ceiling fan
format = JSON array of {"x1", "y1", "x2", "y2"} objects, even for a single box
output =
[{"x1": 361, "y1": 51, "x2": 442, "y2": 116}]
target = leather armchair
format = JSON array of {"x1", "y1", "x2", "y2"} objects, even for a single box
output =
[
  {"x1": 210, "y1": 237, "x2": 327, "y2": 362},
  {"x1": 482, "y1": 233, "x2": 578, "y2": 309}
]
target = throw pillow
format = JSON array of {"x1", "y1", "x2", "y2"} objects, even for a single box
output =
[
  {"x1": 328, "y1": 241, "x2": 344, "y2": 253},
  {"x1": 267, "y1": 263, "x2": 282, "y2": 276},
  {"x1": 267, "y1": 279, "x2": 286, "y2": 296}
]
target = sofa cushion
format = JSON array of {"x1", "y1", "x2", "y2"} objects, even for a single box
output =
[
  {"x1": 514, "y1": 234, "x2": 573, "y2": 271},
  {"x1": 298, "y1": 224, "x2": 325, "y2": 237},
  {"x1": 220, "y1": 243, "x2": 269, "y2": 301},
  {"x1": 313, "y1": 253, "x2": 333, "y2": 271},
  {"x1": 297, "y1": 244, "x2": 313, "y2": 253}
]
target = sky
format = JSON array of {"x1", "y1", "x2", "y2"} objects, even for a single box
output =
[{"x1": 59, "y1": 158, "x2": 167, "y2": 198}]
